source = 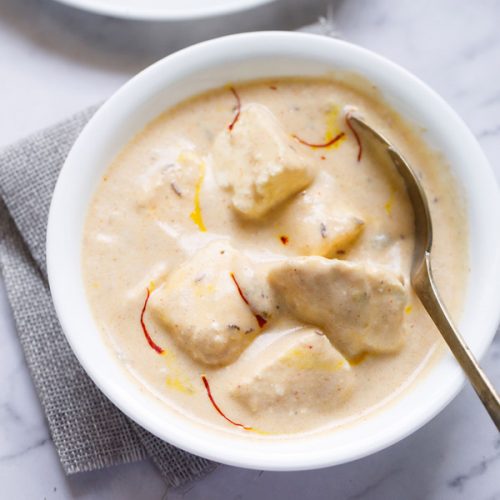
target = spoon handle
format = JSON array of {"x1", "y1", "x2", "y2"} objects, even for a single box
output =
[{"x1": 413, "y1": 253, "x2": 500, "y2": 431}]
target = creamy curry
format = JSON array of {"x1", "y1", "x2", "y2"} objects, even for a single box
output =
[{"x1": 82, "y1": 77, "x2": 468, "y2": 435}]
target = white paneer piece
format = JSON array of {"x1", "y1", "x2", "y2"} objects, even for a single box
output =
[
  {"x1": 149, "y1": 241, "x2": 273, "y2": 366},
  {"x1": 268, "y1": 257, "x2": 407, "y2": 358},
  {"x1": 296, "y1": 212, "x2": 364, "y2": 257},
  {"x1": 212, "y1": 103, "x2": 315, "y2": 218},
  {"x1": 136, "y1": 148, "x2": 201, "y2": 211},
  {"x1": 231, "y1": 328, "x2": 355, "y2": 413},
  {"x1": 280, "y1": 173, "x2": 364, "y2": 257}
]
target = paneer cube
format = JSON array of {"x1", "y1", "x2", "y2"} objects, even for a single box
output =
[
  {"x1": 277, "y1": 172, "x2": 364, "y2": 257},
  {"x1": 212, "y1": 103, "x2": 315, "y2": 218},
  {"x1": 268, "y1": 257, "x2": 407, "y2": 358},
  {"x1": 149, "y1": 241, "x2": 273, "y2": 366},
  {"x1": 285, "y1": 204, "x2": 364, "y2": 257},
  {"x1": 231, "y1": 328, "x2": 355, "y2": 413},
  {"x1": 299, "y1": 213, "x2": 364, "y2": 257},
  {"x1": 135, "y1": 147, "x2": 203, "y2": 223}
]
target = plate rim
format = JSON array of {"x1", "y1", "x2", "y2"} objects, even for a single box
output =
[{"x1": 52, "y1": 0, "x2": 277, "y2": 20}]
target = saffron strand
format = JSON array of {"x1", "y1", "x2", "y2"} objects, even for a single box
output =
[
  {"x1": 140, "y1": 288, "x2": 165, "y2": 354},
  {"x1": 201, "y1": 375, "x2": 252, "y2": 430}
]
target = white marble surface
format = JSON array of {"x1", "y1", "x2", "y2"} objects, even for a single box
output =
[{"x1": 1, "y1": 0, "x2": 499, "y2": 498}]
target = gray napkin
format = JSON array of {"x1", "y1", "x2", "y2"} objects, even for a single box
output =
[{"x1": 0, "y1": 107, "x2": 216, "y2": 487}]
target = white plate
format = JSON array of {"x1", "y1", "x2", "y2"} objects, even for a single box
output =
[{"x1": 53, "y1": 0, "x2": 276, "y2": 20}]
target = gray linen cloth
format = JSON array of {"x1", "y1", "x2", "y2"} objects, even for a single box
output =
[{"x1": 0, "y1": 107, "x2": 216, "y2": 487}]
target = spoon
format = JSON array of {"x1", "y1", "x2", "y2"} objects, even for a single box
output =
[{"x1": 348, "y1": 114, "x2": 500, "y2": 430}]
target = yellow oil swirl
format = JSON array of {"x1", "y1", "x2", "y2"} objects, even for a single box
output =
[
  {"x1": 324, "y1": 105, "x2": 346, "y2": 149},
  {"x1": 190, "y1": 161, "x2": 207, "y2": 232},
  {"x1": 166, "y1": 375, "x2": 194, "y2": 394},
  {"x1": 162, "y1": 341, "x2": 195, "y2": 394},
  {"x1": 384, "y1": 186, "x2": 397, "y2": 215},
  {"x1": 247, "y1": 427, "x2": 270, "y2": 435},
  {"x1": 282, "y1": 345, "x2": 346, "y2": 372},
  {"x1": 348, "y1": 351, "x2": 368, "y2": 366}
]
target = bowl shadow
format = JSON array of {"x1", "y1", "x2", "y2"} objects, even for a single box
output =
[{"x1": 0, "y1": 0, "x2": 334, "y2": 77}]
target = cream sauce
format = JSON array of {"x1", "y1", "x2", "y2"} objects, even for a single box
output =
[{"x1": 82, "y1": 77, "x2": 468, "y2": 435}]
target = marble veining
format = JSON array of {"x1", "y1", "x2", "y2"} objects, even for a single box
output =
[
  {"x1": 345, "y1": 467, "x2": 404, "y2": 500},
  {"x1": 0, "y1": 0, "x2": 499, "y2": 498},
  {"x1": 448, "y1": 437, "x2": 500, "y2": 493}
]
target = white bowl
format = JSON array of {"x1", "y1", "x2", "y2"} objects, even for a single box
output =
[
  {"x1": 52, "y1": 0, "x2": 276, "y2": 20},
  {"x1": 47, "y1": 32, "x2": 500, "y2": 470}
]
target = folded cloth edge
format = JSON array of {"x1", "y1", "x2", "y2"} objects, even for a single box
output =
[{"x1": 0, "y1": 107, "x2": 216, "y2": 488}]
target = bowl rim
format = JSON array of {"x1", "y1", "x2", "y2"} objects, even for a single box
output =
[
  {"x1": 52, "y1": 0, "x2": 276, "y2": 20},
  {"x1": 47, "y1": 31, "x2": 500, "y2": 471}
]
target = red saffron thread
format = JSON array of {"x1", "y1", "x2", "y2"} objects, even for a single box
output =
[
  {"x1": 230, "y1": 272, "x2": 268, "y2": 328},
  {"x1": 269, "y1": 85, "x2": 277, "y2": 90},
  {"x1": 228, "y1": 87, "x2": 241, "y2": 131},
  {"x1": 345, "y1": 113, "x2": 363, "y2": 161},
  {"x1": 292, "y1": 131, "x2": 345, "y2": 149},
  {"x1": 201, "y1": 375, "x2": 252, "y2": 430},
  {"x1": 280, "y1": 235, "x2": 289, "y2": 245},
  {"x1": 255, "y1": 314, "x2": 267, "y2": 328},
  {"x1": 140, "y1": 288, "x2": 164, "y2": 354}
]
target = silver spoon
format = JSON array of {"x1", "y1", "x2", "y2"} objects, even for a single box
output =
[{"x1": 348, "y1": 114, "x2": 500, "y2": 430}]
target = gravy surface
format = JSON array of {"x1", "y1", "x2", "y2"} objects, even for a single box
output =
[{"x1": 82, "y1": 77, "x2": 468, "y2": 435}]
